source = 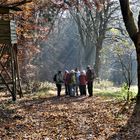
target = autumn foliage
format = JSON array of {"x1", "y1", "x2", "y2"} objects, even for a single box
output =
[{"x1": 0, "y1": 91, "x2": 138, "y2": 139}]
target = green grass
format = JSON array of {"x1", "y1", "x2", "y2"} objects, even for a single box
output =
[
  {"x1": 28, "y1": 80, "x2": 138, "y2": 101},
  {"x1": 94, "y1": 85, "x2": 137, "y2": 100},
  {"x1": 30, "y1": 82, "x2": 56, "y2": 98},
  {"x1": 94, "y1": 80, "x2": 137, "y2": 100},
  {"x1": 95, "y1": 90, "x2": 121, "y2": 98},
  {"x1": 94, "y1": 80, "x2": 114, "y2": 89}
]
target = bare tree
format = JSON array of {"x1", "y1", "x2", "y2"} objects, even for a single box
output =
[{"x1": 69, "y1": 1, "x2": 120, "y2": 77}]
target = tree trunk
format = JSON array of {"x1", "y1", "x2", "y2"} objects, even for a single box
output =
[
  {"x1": 84, "y1": 45, "x2": 96, "y2": 67},
  {"x1": 136, "y1": 33, "x2": 140, "y2": 103},
  {"x1": 94, "y1": 45, "x2": 101, "y2": 77},
  {"x1": 119, "y1": 0, "x2": 140, "y2": 104},
  {"x1": 94, "y1": 39, "x2": 103, "y2": 78}
]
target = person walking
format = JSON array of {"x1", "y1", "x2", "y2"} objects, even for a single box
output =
[
  {"x1": 69, "y1": 70, "x2": 76, "y2": 96},
  {"x1": 75, "y1": 68, "x2": 80, "y2": 96},
  {"x1": 79, "y1": 70, "x2": 87, "y2": 96},
  {"x1": 63, "y1": 70, "x2": 69, "y2": 95},
  {"x1": 54, "y1": 71, "x2": 63, "y2": 96},
  {"x1": 86, "y1": 65, "x2": 96, "y2": 97}
]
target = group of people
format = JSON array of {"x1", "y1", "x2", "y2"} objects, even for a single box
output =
[{"x1": 53, "y1": 65, "x2": 96, "y2": 97}]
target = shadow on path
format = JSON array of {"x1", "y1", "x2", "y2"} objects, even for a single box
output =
[
  {"x1": 108, "y1": 102, "x2": 140, "y2": 140},
  {"x1": 19, "y1": 95, "x2": 89, "y2": 109}
]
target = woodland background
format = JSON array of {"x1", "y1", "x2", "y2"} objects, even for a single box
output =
[{"x1": 0, "y1": 0, "x2": 140, "y2": 139}]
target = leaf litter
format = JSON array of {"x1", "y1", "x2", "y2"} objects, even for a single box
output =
[{"x1": 0, "y1": 92, "x2": 139, "y2": 140}]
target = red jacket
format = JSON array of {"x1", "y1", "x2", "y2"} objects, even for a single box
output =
[
  {"x1": 64, "y1": 73, "x2": 70, "y2": 85},
  {"x1": 79, "y1": 74, "x2": 87, "y2": 85}
]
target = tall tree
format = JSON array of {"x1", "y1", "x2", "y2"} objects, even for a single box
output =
[
  {"x1": 119, "y1": 0, "x2": 140, "y2": 103},
  {"x1": 69, "y1": 1, "x2": 120, "y2": 76}
]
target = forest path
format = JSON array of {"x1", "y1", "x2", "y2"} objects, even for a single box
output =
[{"x1": 0, "y1": 89, "x2": 136, "y2": 140}]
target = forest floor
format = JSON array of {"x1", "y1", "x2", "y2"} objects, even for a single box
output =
[{"x1": 0, "y1": 87, "x2": 140, "y2": 140}]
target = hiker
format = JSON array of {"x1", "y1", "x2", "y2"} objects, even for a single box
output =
[
  {"x1": 69, "y1": 70, "x2": 76, "y2": 96},
  {"x1": 75, "y1": 68, "x2": 80, "y2": 96},
  {"x1": 86, "y1": 65, "x2": 96, "y2": 97},
  {"x1": 79, "y1": 70, "x2": 87, "y2": 96},
  {"x1": 63, "y1": 70, "x2": 70, "y2": 95},
  {"x1": 53, "y1": 71, "x2": 63, "y2": 96}
]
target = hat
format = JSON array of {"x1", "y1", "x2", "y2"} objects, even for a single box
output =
[
  {"x1": 81, "y1": 70, "x2": 86, "y2": 74},
  {"x1": 71, "y1": 70, "x2": 75, "y2": 73},
  {"x1": 87, "y1": 65, "x2": 91, "y2": 69},
  {"x1": 58, "y1": 70, "x2": 61, "y2": 73},
  {"x1": 65, "y1": 70, "x2": 69, "y2": 73}
]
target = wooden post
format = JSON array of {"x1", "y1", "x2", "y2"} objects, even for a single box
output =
[{"x1": 0, "y1": 7, "x2": 22, "y2": 101}]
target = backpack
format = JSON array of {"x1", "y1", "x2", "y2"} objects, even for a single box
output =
[{"x1": 53, "y1": 74, "x2": 57, "y2": 82}]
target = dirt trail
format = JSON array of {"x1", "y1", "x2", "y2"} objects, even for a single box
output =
[{"x1": 0, "y1": 91, "x2": 136, "y2": 140}]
